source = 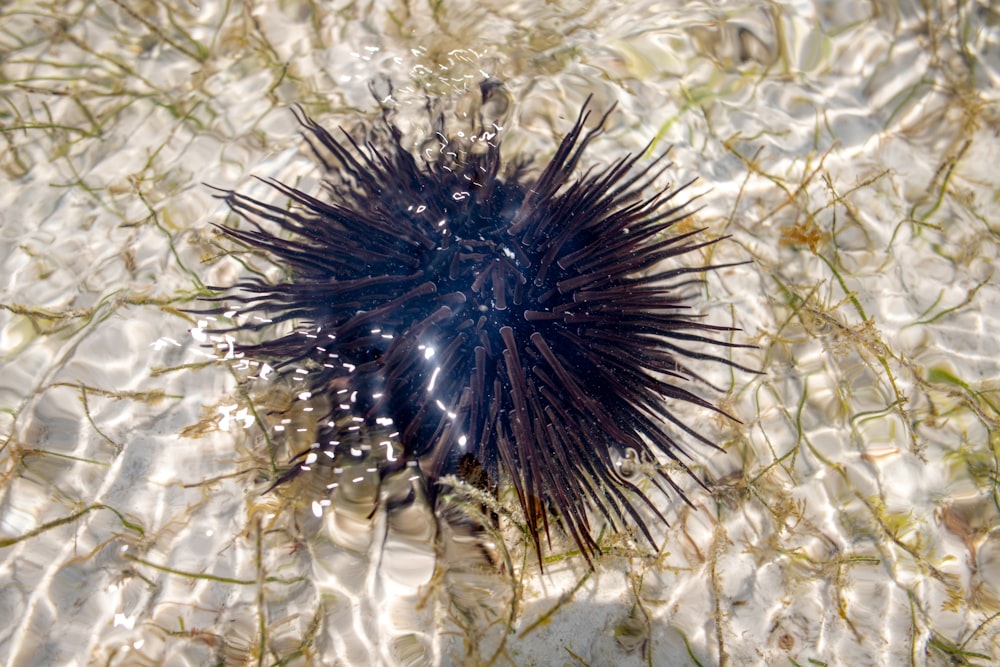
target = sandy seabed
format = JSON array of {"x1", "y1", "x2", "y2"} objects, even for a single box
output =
[{"x1": 2, "y1": 1, "x2": 999, "y2": 665}]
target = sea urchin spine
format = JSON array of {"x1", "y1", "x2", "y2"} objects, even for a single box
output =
[{"x1": 201, "y1": 94, "x2": 755, "y2": 566}]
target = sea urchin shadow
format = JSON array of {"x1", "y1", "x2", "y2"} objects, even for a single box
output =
[{"x1": 199, "y1": 92, "x2": 756, "y2": 568}]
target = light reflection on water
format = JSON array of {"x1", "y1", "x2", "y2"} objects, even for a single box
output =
[{"x1": 2, "y1": 1, "x2": 999, "y2": 665}]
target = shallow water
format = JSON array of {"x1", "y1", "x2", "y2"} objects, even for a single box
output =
[{"x1": 2, "y1": 0, "x2": 999, "y2": 665}]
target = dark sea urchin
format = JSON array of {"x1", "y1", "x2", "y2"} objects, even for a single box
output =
[{"x1": 201, "y1": 91, "x2": 755, "y2": 567}]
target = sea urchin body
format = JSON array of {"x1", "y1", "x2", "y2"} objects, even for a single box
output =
[{"x1": 202, "y1": 95, "x2": 754, "y2": 566}]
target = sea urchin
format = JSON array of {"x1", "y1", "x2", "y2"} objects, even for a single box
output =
[{"x1": 201, "y1": 92, "x2": 754, "y2": 566}]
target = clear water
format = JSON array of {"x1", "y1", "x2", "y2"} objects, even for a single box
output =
[{"x1": 2, "y1": 0, "x2": 999, "y2": 665}]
